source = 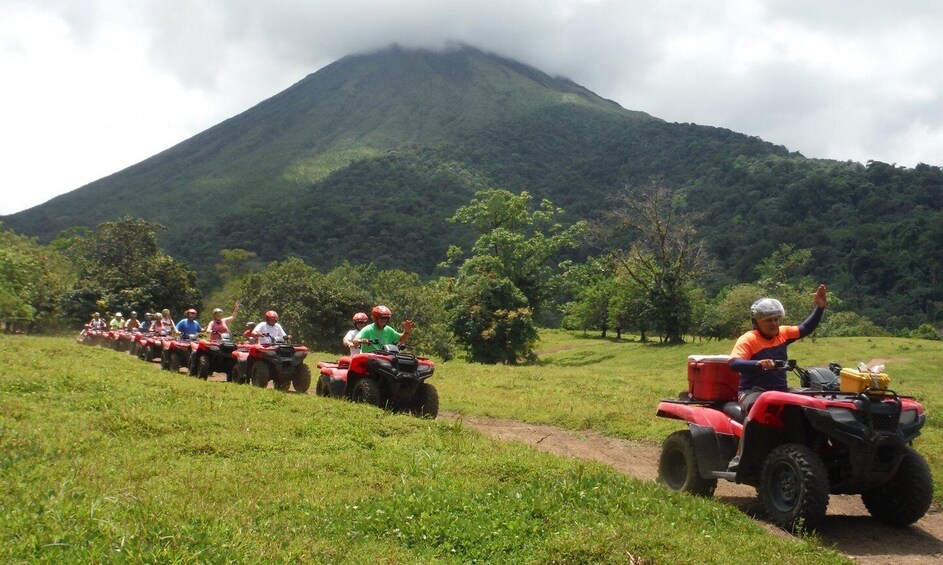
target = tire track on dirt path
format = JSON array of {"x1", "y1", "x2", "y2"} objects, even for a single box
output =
[{"x1": 441, "y1": 411, "x2": 943, "y2": 565}]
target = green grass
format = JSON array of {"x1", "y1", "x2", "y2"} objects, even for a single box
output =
[
  {"x1": 435, "y1": 330, "x2": 943, "y2": 500},
  {"x1": 0, "y1": 335, "x2": 848, "y2": 563}
]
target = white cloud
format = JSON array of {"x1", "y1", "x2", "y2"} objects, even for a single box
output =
[{"x1": 2, "y1": 0, "x2": 943, "y2": 215}]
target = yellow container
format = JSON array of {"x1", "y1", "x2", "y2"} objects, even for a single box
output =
[{"x1": 839, "y1": 368, "x2": 891, "y2": 393}]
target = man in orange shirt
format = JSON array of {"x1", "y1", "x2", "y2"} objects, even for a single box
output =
[{"x1": 726, "y1": 284, "x2": 828, "y2": 471}]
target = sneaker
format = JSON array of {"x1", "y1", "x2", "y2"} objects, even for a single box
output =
[{"x1": 726, "y1": 456, "x2": 740, "y2": 472}]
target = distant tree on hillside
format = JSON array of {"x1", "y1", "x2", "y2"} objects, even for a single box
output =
[
  {"x1": 58, "y1": 218, "x2": 201, "y2": 324},
  {"x1": 599, "y1": 182, "x2": 709, "y2": 344}
]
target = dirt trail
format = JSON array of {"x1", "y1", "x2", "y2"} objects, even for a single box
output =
[{"x1": 442, "y1": 411, "x2": 943, "y2": 565}]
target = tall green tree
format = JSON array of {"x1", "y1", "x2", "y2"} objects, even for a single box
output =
[
  {"x1": 59, "y1": 218, "x2": 201, "y2": 324},
  {"x1": 445, "y1": 189, "x2": 584, "y2": 362},
  {"x1": 447, "y1": 189, "x2": 586, "y2": 318},
  {"x1": 447, "y1": 255, "x2": 538, "y2": 364}
]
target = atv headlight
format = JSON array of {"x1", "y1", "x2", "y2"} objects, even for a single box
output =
[
  {"x1": 900, "y1": 409, "x2": 918, "y2": 426},
  {"x1": 825, "y1": 407, "x2": 858, "y2": 424}
]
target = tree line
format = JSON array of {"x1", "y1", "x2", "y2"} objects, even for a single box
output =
[{"x1": 2, "y1": 184, "x2": 940, "y2": 360}]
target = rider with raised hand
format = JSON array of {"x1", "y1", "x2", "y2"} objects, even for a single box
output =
[
  {"x1": 343, "y1": 312, "x2": 369, "y2": 355},
  {"x1": 354, "y1": 305, "x2": 413, "y2": 353},
  {"x1": 206, "y1": 301, "x2": 240, "y2": 341},
  {"x1": 252, "y1": 310, "x2": 289, "y2": 345},
  {"x1": 726, "y1": 284, "x2": 828, "y2": 471},
  {"x1": 175, "y1": 308, "x2": 202, "y2": 338}
]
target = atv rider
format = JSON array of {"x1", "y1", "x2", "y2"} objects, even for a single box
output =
[
  {"x1": 206, "y1": 301, "x2": 240, "y2": 341},
  {"x1": 243, "y1": 321, "x2": 257, "y2": 343},
  {"x1": 123, "y1": 311, "x2": 141, "y2": 331},
  {"x1": 726, "y1": 284, "x2": 828, "y2": 471},
  {"x1": 252, "y1": 310, "x2": 289, "y2": 345},
  {"x1": 140, "y1": 313, "x2": 153, "y2": 332},
  {"x1": 155, "y1": 309, "x2": 174, "y2": 332},
  {"x1": 87, "y1": 312, "x2": 107, "y2": 330},
  {"x1": 354, "y1": 305, "x2": 413, "y2": 353},
  {"x1": 343, "y1": 312, "x2": 369, "y2": 355},
  {"x1": 109, "y1": 312, "x2": 124, "y2": 330},
  {"x1": 175, "y1": 308, "x2": 203, "y2": 337}
]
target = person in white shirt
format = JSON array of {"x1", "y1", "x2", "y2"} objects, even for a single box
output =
[
  {"x1": 343, "y1": 312, "x2": 369, "y2": 355},
  {"x1": 252, "y1": 310, "x2": 289, "y2": 345}
]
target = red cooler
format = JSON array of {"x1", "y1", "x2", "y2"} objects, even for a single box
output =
[{"x1": 687, "y1": 355, "x2": 739, "y2": 401}]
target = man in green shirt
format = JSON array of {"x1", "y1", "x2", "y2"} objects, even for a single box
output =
[{"x1": 354, "y1": 305, "x2": 414, "y2": 353}]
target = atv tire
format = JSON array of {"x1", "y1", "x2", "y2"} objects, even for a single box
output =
[
  {"x1": 411, "y1": 383, "x2": 439, "y2": 418},
  {"x1": 861, "y1": 446, "x2": 933, "y2": 526},
  {"x1": 315, "y1": 376, "x2": 330, "y2": 397},
  {"x1": 658, "y1": 430, "x2": 717, "y2": 497},
  {"x1": 251, "y1": 362, "x2": 272, "y2": 388},
  {"x1": 759, "y1": 443, "x2": 829, "y2": 532},
  {"x1": 352, "y1": 377, "x2": 381, "y2": 407},
  {"x1": 129, "y1": 342, "x2": 138, "y2": 356},
  {"x1": 169, "y1": 352, "x2": 181, "y2": 373},
  {"x1": 198, "y1": 354, "x2": 213, "y2": 380},
  {"x1": 160, "y1": 350, "x2": 170, "y2": 371},
  {"x1": 187, "y1": 353, "x2": 199, "y2": 376},
  {"x1": 292, "y1": 364, "x2": 312, "y2": 393},
  {"x1": 232, "y1": 363, "x2": 248, "y2": 385}
]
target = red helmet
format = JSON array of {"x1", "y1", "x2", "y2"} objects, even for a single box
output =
[
  {"x1": 352, "y1": 312, "x2": 368, "y2": 323},
  {"x1": 265, "y1": 310, "x2": 278, "y2": 322},
  {"x1": 371, "y1": 305, "x2": 392, "y2": 322}
]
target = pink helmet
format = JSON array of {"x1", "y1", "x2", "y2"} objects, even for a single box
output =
[
  {"x1": 265, "y1": 310, "x2": 278, "y2": 322},
  {"x1": 353, "y1": 312, "x2": 369, "y2": 323}
]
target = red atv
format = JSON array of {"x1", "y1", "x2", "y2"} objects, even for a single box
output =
[
  {"x1": 139, "y1": 329, "x2": 171, "y2": 362},
  {"x1": 231, "y1": 338, "x2": 311, "y2": 392},
  {"x1": 128, "y1": 329, "x2": 149, "y2": 357},
  {"x1": 113, "y1": 329, "x2": 134, "y2": 352},
  {"x1": 316, "y1": 342, "x2": 438, "y2": 418},
  {"x1": 79, "y1": 325, "x2": 106, "y2": 347},
  {"x1": 100, "y1": 329, "x2": 118, "y2": 350},
  {"x1": 188, "y1": 334, "x2": 239, "y2": 380},
  {"x1": 656, "y1": 355, "x2": 933, "y2": 532},
  {"x1": 160, "y1": 333, "x2": 197, "y2": 373}
]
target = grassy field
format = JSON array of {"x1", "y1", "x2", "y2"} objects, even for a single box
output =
[
  {"x1": 0, "y1": 335, "x2": 851, "y2": 563},
  {"x1": 436, "y1": 330, "x2": 943, "y2": 501}
]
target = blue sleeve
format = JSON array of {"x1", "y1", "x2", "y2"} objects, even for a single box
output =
[
  {"x1": 797, "y1": 307, "x2": 825, "y2": 338},
  {"x1": 730, "y1": 358, "x2": 763, "y2": 374}
]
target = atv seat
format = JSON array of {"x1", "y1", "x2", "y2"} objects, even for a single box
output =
[{"x1": 722, "y1": 402, "x2": 745, "y2": 423}]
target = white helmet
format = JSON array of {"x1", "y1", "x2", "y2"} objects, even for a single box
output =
[{"x1": 750, "y1": 298, "x2": 785, "y2": 320}]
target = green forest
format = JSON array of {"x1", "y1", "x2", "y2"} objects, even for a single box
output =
[{"x1": 2, "y1": 182, "x2": 940, "y2": 363}]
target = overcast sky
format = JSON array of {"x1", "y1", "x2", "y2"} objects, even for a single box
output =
[{"x1": 2, "y1": 0, "x2": 942, "y2": 215}]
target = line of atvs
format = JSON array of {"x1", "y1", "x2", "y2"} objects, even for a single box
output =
[{"x1": 78, "y1": 327, "x2": 438, "y2": 418}]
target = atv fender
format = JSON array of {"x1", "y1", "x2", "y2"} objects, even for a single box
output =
[
  {"x1": 329, "y1": 369, "x2": 348, "y2": 397},
  {"x1": 689, "y1": 424, "x2": 739, "y2": 479},
  {"x1": 657, "y1": 401, "x2": 742, "y2": 436}
]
